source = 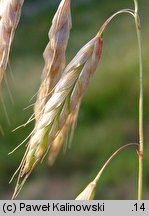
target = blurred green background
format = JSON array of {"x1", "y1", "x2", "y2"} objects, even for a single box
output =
[{"x1": 0, "y1": 0, "x2": 149, "y2": 199}]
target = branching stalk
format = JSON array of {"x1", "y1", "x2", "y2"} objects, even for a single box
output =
[
  {"x1": 97, "y1": 0, "x2": 144, "y2": 200},
  {"x1": 94, "y1": 143, "x2": 139, "y2": 185},
  {"x1": 76, "y1": 143, "x2": 139, "y2": 200}
]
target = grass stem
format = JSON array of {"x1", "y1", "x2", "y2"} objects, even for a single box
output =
[{"x1": 133, "y1": 0, "x2": 144, "y2": 200}]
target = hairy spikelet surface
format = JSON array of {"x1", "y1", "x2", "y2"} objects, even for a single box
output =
[
  {"x1": 34, "y1": 0, "x2": 71, "y2": 122},
  {"x1": 48, "y1": 103, "x2": 80, "y2": 165},
  {"x1": 25, "y1": 36, "x2": 103, "y2": 174},
  {"x1": 33, "y1": 0, "x2": 72, "y2": 167},
  {"x1": 0, "y1": 0, "x2": 24, "y2": 86},
  {"x1": 12, "y1": 0, "x2": 72, "y2": 198},
  {"x1": 13, "y1": 32, "x2": 103, "y2": 198}
]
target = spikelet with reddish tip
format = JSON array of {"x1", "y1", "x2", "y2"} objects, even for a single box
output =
[
  {"x1": 0, "y1": 0, "x2": 24, "y2": 86},
  {"x1": 24, "y1": 36, "x2": 103, "y2": 175},
  {"x1": 13, "y1": 32, "x2": 103, "y2": 198}
]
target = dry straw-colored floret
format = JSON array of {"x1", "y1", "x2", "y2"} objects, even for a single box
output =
[
  {"x1": 33, "y1": 0, "x2": 72, "y2": 164},
  {"x1": 0, "y1": 0, "x2": 24, "y2": 86},
  {"x1": 25, "y1": 35, "x2": 103, "y2": 175},
  {"x1": 12, "y1": 0, "x2": 72, "y2": 198},
  {"x1": 34, "y1": 0, "x2": 72, "y2": 122},
  {"x1": 12, "y1": 0, "x2": 103, "y2": 198},
  {"x1": 14, "y1": 35, "x2": 103, "y2": 197},
  {"x1": 13, "y1": 32, "x2": 103, "y2": 198}
]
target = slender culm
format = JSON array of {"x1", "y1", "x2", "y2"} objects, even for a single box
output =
[{"x1": 10, "y1": 0, "x2": 144, "y2": 201}]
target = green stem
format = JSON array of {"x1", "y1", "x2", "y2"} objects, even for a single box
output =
[
  {"x1": 96, "y1": 1, "x2": 143, "y2": 200},
  {"x1": 93, "y1": 143, "x2": 139, "y2": 185},
  {"x1": 133, "y1": 0, "x2": 144, "y2": 200},
  {"x1": 97, "y1": 9, "x2": 135, "y2": 37}
]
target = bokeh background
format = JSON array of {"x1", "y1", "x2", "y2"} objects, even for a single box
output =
[{"x1": 0, "y1": 0, "x2": 148, "y2": 199}]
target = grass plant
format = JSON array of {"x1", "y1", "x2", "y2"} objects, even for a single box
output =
[{"x1": 0, "y1": 0, "x2": 143, "y2": 199}]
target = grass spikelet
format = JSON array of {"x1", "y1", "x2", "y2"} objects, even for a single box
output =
[
  {"x1": 13, "y1": 32, "x2": 103, "y2": 198},
  {"x1": 75, "y1": 181, "x2": 96, "y2": 200},
  {"x1": 75, "y1": 143, "x2": 139, "y2": 200},
  {"x1": 34, "y1": 0, "x2": 72, "y2": 122},
  {"x1": 48, "y1": 103, "x2": 80, "y2": 166},
  {"x1": 0, "y1": 0, "x2": 24, "y2": 86},
  {"x1": 12, "y1": 0, "x2": 72, "y2": 198},
  {"x1": 28, "y1": 35, "x2": 103, "y2": 169}
]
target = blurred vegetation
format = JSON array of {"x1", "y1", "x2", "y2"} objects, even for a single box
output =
[{"x1": 0, "y1": 0, "x2": 149, "y2": 199}]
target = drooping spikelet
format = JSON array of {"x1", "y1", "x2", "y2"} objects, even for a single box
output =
[
  {"x1": 34, "y1": 0, "x2": 72, "y2": 122},
  {"x1": 12, "y1": 0, "x2": 72, "y2": 198},
  {"x1": 25, "y1": 35, "x2": 103, "y2": 174},
  {"x1": 0, "y1": 0, "x2": 24, "y2": 86},
  {"x1": 75, "y1": 181, "x2": 96, "y2": 200},
  {"x1": 13, "y1": 32, "x2": 103, "y2": 198},
  {"x1": 33, "y1": 0, "x2": 72, "y2": 166}
]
